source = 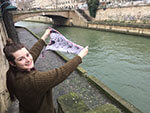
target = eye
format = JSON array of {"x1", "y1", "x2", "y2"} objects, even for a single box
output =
[
  {"x1": 26, "y1": 53, "x2": 30, "y2": 57},
  {"x1": 17, "y1": 57, "x2": 23, "y2": 61}
]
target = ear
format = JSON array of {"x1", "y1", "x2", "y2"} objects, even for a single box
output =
[{"x1": 9, "y1": 61, "x2": 16, "y2": 67}]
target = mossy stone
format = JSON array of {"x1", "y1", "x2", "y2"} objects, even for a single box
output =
[{"x1": 57, "y1": 92, "x2": 89, "y2": 113}]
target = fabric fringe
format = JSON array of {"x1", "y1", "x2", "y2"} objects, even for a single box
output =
[{"x1": 0, "y1": 90, "x2": 11, "y2": 113}]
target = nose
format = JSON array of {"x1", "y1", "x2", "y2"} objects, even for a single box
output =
[{"x1": 25, "y1": 56, "x2": 30, "y2": 62}]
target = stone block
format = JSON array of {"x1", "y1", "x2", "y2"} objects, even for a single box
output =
[{"x1": 57, "y1": 92, "x2": 89, "y2": 113}]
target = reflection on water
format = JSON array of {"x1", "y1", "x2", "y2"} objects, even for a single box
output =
[{"x1": 15, "y1": 21, "x2": 150, "y2": 113}]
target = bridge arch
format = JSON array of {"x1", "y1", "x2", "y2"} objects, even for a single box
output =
[{"x1": 13, "y1": 10, "x2": 70, "y2": 25}]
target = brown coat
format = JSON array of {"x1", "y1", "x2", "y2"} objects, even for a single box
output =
[{"x1": 13, "y1": 39, "x2": 82, "y2": 113}]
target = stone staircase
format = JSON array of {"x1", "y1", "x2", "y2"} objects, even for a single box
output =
[
  {"x1": 57, "y1": 92, "x2": 122, "y2": 113},
  {"x1": 76, "y1": 9, "x2": 92, "y2": 22}
]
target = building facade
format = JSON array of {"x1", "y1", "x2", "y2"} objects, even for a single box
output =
[
  {"x1": 17, "y1": 0, "x2": 87, "y2": 10},
  {"x1": 10, "y1": 0, "x2": 150, "y2": 10}
]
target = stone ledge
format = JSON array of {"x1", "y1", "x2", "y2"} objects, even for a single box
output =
[{"x1": 85, "y1": 103, "x2": 122, "y2": 113}]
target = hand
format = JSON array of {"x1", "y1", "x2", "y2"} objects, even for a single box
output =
[
  {"x1": 78, "y1": 46, "x2": 88, "y2": 59},
  {"x1": 41, "y1": 28, "x2": 51, "y2": 41},
  {"x1": 44, "y1": 28, "x2": 51, "y2": 36}
]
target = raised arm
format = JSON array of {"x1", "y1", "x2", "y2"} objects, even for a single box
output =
[
  {"x1": 29, "y1": 29, "x2": 51, "y2": 62},
  {"x1": 31, "y1": 46, "x2": 88, "y2": 94}
]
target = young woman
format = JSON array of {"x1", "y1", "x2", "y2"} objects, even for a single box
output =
[{"x1": 3, "y1": 29, "x2": 88, "y2": 113}]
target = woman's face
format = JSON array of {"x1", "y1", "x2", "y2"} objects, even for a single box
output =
[{"x1": 12, "y1": 47, "x2": 34, "y2": 71}]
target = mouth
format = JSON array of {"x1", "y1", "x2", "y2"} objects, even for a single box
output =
[{"x1": 25, "y1": 61, "x2": 33, "y2": 67}]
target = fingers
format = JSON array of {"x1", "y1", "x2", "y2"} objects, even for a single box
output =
[
  {"x1": 44, "y1": 29, "x2": 51, "y2": 36},
  {"x1": 41, "y1": 29, "x2": 51, "y2": 41},
  {"x1": 78, "y1": 46, "x2": 88, "y2": 59},
  {"x1": 85, "y1": 46, "x2": 88, "y2": 49}
]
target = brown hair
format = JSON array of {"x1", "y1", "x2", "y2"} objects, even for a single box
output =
[{"x1": 3, "y1": 38, "x2": 25, "y2": 101}]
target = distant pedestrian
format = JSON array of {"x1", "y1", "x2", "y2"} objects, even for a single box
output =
[{"x1": 3, "y1": 28, "x2": 88, "y2": 113}]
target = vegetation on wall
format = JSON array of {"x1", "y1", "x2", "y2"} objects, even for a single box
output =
[{"x1": 86, "y1": 0, "x2": 99, "y2": 18}]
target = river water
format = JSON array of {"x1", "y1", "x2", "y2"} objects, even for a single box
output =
[{"x1": 15, "y1": 21, "x2": 150, "y2": 113}]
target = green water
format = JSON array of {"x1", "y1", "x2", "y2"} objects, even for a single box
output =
[{"x1": 15, "y1": 21, "x2": 150, "y2": 113}]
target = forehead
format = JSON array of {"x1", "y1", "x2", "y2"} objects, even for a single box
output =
[{"x1": 12, "y1": 47, "x2": 29, "y2": 58}]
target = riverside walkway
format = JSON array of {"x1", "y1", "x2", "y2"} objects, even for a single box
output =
[{"x1": 6, "y1": 27, "x2": 129, "y2": 113}]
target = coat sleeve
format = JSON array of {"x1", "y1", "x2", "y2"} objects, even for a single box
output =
[
  {"x1": 32, "y1": 56, "x2": 82, "y2": 94},
  {"x1": 29, "y1": 39, "x2": 46, "y2": 62}
]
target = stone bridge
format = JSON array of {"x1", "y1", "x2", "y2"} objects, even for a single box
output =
[
  {"x1": 13, "y1": 9, "x2": 70, "y2": 26},
  {"x1": 12, "y1": 9, "x2": 88, "y2": 26}
]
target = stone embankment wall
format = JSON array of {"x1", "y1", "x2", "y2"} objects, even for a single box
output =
[
  {"x1": 87, "y1": 22, "x2": 150, "y2": 36},
  {"x1": 95, "y1": 5, "x2": 150, "y2": 24},
  {"x1": 84, "y1": 5, "x2": 150, "y2": 36},
  {"x1": 0, "y1": 19, "x2": 10, "y2": 113}
]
